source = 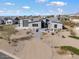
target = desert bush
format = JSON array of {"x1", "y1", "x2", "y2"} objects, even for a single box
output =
[
  {"x1": 51, "y1": 33, "x2": 54, "y2": 35},
  {"x1": 26, "y1": 31, "x2": 31, "y2": 34},
  {"x1": 62, "y1": 35, "x2": 66, "y2": 38},
  {"x1": 40, "y1": 37, "x2": 43, "y2": 40},
  {"x1": 70, "y1": 29, "x2": 76, "y2": 36},
  {"x1": 0, "y1": 25, "x2": 17, "y2": 43},
  {"x1": 57, "y1": 49, "x2": 67, "y2": 55},
  {"x1": 42, "y1": 32, "x2": 47, "y2": 35},
  {"x1": 0, "y1": 25, "x2": 3, "y2": 31},
  {"x1": 54, "y1": 46, "x2": 59, "y2": 48},
  {"x1": 0, "y1": 36, "x2": 3, "y2": 39}
]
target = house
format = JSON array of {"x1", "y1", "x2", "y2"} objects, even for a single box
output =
[
  {"x1": 5, "y1": 19, "x2": 13, "y2": 25},
  {"x1": 16, "y1": 19, "x2": 41, "y2": 29},
  {"x1": 0, "y1": 17, "x2": 5, "y2": 24},
  {"x1": 16, "y1": 17, "x2": 63, "y2": 32},
  {"x1": 48, "y1": 17, "x2": 63, "y2": 32}
]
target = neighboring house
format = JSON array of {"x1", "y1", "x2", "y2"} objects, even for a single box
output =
[
  {"x1": 0, "y1": 16, "x2": 19, "y2": 25},
  {"x1": 0, "y1": 17, "x2": 5, "y2": 24},
  {"x1": 5, "y1": 19, "x2": 13, "y2": 25}
]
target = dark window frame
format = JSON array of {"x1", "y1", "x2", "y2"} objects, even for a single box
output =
[
  {"x1": 54, "y1": 24, "x2": 57, "y2": 28},
  {"x1": 32, "y1": 24, "x2": 38, "y2": 27}
]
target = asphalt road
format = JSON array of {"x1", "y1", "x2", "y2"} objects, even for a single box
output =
[{"x1": 0, "y1": 52, "x2": 14, "y2": 59}]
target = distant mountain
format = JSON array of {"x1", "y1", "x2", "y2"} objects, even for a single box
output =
[{"x1": 70, "y1": 12, "x2": 79, "y2": 16}]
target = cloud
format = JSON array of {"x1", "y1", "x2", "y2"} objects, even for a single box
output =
[
  {"x1": 4, "y1": 2, "x2": 15, "y2": 6},
  {"x1": 0, "y1": 10, "x2": 6, "y2": 13},
  {"x1": 0, "y1": 10, "x2": 21, "y2": 14},
  {"x1": 22, "y1": 6, "x2": 30, "y2": 9},
  {"x1": 36, "y1": 0, "x2": 47, "y2": 3},
  {"x1": 48, "y1": 1, "x2": 67, "y2": 6},
  {"x1": 49, "y1": 10, "x2": 54, "y2": 13},
  {"x1": 7, "y1": 10, "x2": 20, "y2": 14}
]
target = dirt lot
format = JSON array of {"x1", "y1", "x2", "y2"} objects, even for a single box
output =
[{"x1": 0, "y1": 29, "x2": 79, "y2": 59}]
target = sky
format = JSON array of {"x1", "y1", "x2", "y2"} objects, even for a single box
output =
[{"x1": 0, "y1": 0, "x2": 78, "y2": 16}]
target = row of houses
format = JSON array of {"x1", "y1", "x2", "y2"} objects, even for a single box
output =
[
  {"x1": 0, "y1": 17, "x2": 19, "y2": 24},
  {"x1": 0, "y1": 16, "x2": 63, "y2": 32}
]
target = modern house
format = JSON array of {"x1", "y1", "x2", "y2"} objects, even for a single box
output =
[
  {"x1": 16, "y1": 17, "x2": 63, "y2": 32},
  {"x1": 16, "y1": 19, "x2": 42, "y2": 29}
]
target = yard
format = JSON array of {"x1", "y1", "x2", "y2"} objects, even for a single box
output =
[{"x1": 0, "y1": 26, "x2": 79, "y2": 59}]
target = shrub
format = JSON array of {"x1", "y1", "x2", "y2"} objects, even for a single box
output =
[
  {"x1": 60, "y1": 46, "x2": 79, "y2": 55},
  {"x1": 57, "y1": 49, "x2": 67, "y2": 55},
  {"x1": 69, "y1": 36, "x2": 79, "y2": 40},
  {"x1": 0, "y1": 25, "x2": 3, "y2": 31},
  {"x1": 70, "y1": 29, "x2": 76, "y2": 36},
  {"x1": 42, "y1": 32, "x2": 47, "y2": 35},
  {"x1": 51, "y1": 33, "x2": 54, "y2": 35}
]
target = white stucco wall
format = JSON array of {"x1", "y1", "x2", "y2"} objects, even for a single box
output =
[
  {"x1": 6, "y1": 20, "x2": 13, "y2": 25},
  {"x1": 50, "y1": 22, "x2": 62, "y2": 29},
  {"x1": 16, "y1": 20, "x2": 41, "y2": 30},
  {"x1": 16, "y1": 20, "x2": 29, "y2": 29},
  {"x1": 49, "y1": 22, "x2": 62, "y2": 32},
  {"x1": 57, "y1": 23, "x2": 63, "y2": 29},
  {"x1": 29, "y1": 22, "x2": 41, "y2": 29}
]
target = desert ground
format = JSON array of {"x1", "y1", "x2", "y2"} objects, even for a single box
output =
[{"x1": 0, "y1": 29, "x2": 79, "y2": 59}]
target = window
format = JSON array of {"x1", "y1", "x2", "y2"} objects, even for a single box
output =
[
  {"x1": 32, "y1": 24, "x2": 38, "y2": 27},
  {"x1": 54, "y1": 24, "x2": 57, "y2": 28},
  {"x1": 7, "y1": 21, "x2": 12, "y2": 24},
  {"x1": 7, "y1": 22, "x2": 11, "y2": 23}
]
